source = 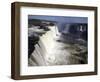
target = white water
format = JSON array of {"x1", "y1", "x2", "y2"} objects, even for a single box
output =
[{"x1": 29, "y1": 25, "x2": 87, "y2": 66}]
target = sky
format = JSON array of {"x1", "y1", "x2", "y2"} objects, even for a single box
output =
[{"x1": 28, "y1": 15, "x2": 87, "y2": 23}]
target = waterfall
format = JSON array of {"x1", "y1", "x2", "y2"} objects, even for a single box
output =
[{"x1": 28, "y1": 24, "x2": 87, "y2": 66}]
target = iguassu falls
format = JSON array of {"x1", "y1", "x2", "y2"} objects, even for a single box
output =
[{"x1": 28, "y1": 16, "x2": 88, "y2": 66}]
